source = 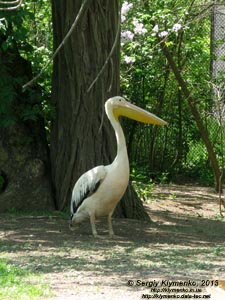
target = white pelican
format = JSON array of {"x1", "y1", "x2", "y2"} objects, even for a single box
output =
[{"x1": 70, "y1": 96, "x2": 167, "y2": 237}]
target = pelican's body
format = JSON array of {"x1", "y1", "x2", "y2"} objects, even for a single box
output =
[{"x1": 70, "y1": 96, "x2": 167, "y2": 237}]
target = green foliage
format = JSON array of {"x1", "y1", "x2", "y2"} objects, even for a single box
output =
[
  {"x1": 0, "y1": 0, "x2": 53, "y2": 128},
  {"x1": 132, "y1": 179, "x2": 156, "y2": 202},
  {"x1": 181, "y1": 141, "x2": 215, "y2": 186},
  {"x1": 131, "y1": 167, "x2": 175, "y2": 201},
  {"x1": 0, "y1": 0, "x2": 224, "y2": 186},
  {"x1": 0, "y1": 258, "x2": 51, "y2": 300},
  {"x1": 120, "y1": 0, "x2": 221, "y2": 185}
]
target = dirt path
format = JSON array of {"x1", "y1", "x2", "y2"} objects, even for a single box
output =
[{"x1": 0, "y1": 184, "x2": 225, "y2": 299}]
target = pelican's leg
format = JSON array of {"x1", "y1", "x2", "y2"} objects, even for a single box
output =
[
  {"x1": 108, "y1": 212, "x2": 115, "y2": 237},
  {"x1": 90, "y1": 214, "x2": 98, "y2": 237}
]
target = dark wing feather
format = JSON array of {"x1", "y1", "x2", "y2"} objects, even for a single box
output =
[{"x1": 70, "y1": 166, "x2": 107, "y2": 215}]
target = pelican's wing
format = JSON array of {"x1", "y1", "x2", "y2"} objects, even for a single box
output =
[{"x1": 71, "y1": 165, "x2": 107, "y2": 215}]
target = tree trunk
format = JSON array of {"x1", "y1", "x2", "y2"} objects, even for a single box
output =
[
  {"x1": 160, "y1": 40, "x2": 221, "y2": 190},
  {"x1": 50, "y1": 0, "x2": 149, "y2": 221},
  {"x1": 0, "y1": 32, "x2": 53, "y2": 212}
]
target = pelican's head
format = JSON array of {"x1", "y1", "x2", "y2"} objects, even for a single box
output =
[{"x1": 105, "y1": 96, "x2": 167, "y2": 125}]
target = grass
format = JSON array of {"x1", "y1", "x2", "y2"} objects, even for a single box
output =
[
  {"x1": 0, "y1": 258, "x2": 52, "y2": 300},
  {"x1": 5, "y1": 208, "x2": 68, "y2": 219}
]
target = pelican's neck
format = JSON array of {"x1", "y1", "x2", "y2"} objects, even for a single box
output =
[{"x1": 106, "y1": 107, "x2": 128, "y2": 164}]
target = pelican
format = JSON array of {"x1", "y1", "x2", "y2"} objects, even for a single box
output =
[{"x1": 70, "y1": 96, "x2": 167, "y2": 237}]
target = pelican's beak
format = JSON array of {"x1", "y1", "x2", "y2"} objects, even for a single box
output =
[{"x1": 114, "y1": 101, "x2": 167, "y2": 125}]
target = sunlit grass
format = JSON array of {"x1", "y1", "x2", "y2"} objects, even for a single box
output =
[{"x1": 0, "y1": 258, "x2": 51, "y2": 300}]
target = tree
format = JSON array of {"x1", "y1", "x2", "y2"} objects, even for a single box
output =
[
  {"x1": 160, "y1": 39, "x2": 221, "y2": 190},
  {"x1": 0, "y1": 9, "x2": 53, "y2": 212},
  {"x1": 50, "y1": 0, "x2": 149, "y2": 220},
  {"x1": 119, "y1": 0, "x2": 223, "y2": 187}
]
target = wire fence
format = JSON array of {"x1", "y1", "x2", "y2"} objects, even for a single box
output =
[{"x1": 212, "y1": 1, "x2": 225, "y2": 79}]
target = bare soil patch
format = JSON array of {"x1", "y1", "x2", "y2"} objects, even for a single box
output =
[{"x1": 0, "y1": 184, "x2": 225, "y2": 299}]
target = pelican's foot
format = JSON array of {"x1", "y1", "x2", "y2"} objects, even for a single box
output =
[{"x1": 69, "y1": 224, "x2": 75, "y2": 231}]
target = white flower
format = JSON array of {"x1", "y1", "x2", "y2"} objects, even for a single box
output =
[
  {"x1": 121, "y1": 30, "x2": 134, "y2": 42},
  {"x1": 124, "y1": 55, "x2": 135, "y2": 64},
  {"x1": 121, "y1": 1, "x2": 133, "y2": 15},
  {"x1": 152, "y1": 24, "x2": 159, "y2": 33},
  {"x1": 121, "y1": 15, "x2": 126, "y2": 23},
  {"x1": 158, "y1": 31, "x2": 168, "y2": 38},
  {"x1": 172, "y1": 23, "x2": 182, "y2": 33},
  {"x1": 133, "y1": 18, "x2": 147, "y2": 35}
]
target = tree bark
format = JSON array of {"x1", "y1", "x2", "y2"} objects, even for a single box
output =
[
  {"x1": 0, "y1": 32, "x2": 53, "y2": 212},
  {"x1": 160, "y1": 40, "x2": 221, "y2": 190},
  {"x1": 50, "y1": 0, "x2": 149, "y2": 221}
]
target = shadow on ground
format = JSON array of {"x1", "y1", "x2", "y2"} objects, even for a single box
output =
[{"x1": 0, "y1": 184, "x2": 225, "y2": 299}]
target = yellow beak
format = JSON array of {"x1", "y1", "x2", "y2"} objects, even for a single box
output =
[{"x1": 114, "y1": 101, "x2": 167, "y2": 125}]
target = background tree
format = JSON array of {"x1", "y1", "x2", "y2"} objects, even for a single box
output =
[
  {"x1": 0, "y1": 5, "x2": 53, "y2": 212},
  {"x1": 50, "y1": 0, "x2": 149, "y2": 220},
  {"x1": 0, "y1": 0, "x2": 224, "y2": 213},
  {"x1": 120, "y1": 0, "x2": 223, "y2": 188}
]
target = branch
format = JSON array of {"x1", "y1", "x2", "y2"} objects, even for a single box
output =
[
  {"x1": 22, "y1": 0, "x2": 91, "y2": 90},
  {"x1": 0, "y1": 0, "x2": 21, "y2": 4},
  {"x1": 160, "y1": 38, "x2": 221, "y2": 191},
  {"x1": 87, "y1": 13, "x2": 121, "y2": 93},
  {"x1": 0, "y1": 0, "x2": 22, "y2": 10}
]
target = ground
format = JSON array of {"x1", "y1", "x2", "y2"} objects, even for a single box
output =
[{"x1": 1, "y1": 184, "x2": 225, "y2": 299}]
